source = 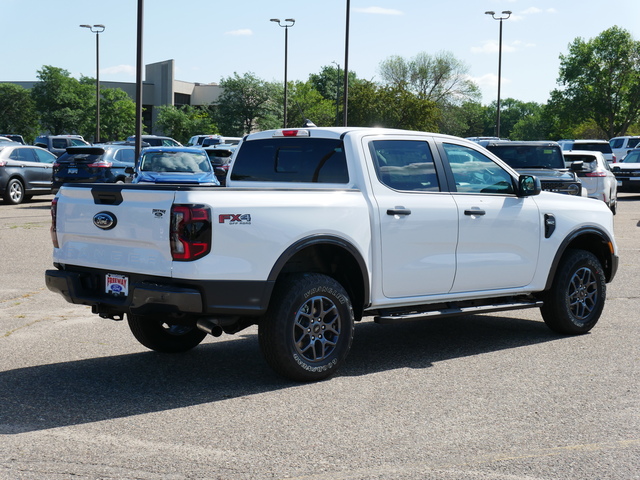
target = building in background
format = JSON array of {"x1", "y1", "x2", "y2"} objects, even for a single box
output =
[{"x1": 3, "y1": 60, "x2": 222, "y2": 134}]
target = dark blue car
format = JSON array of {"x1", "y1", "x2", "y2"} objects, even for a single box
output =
[
  {"x1": 132, "y1": 147, "x2": 220, "y2": 185},
  {"x1": 52, "y1": 144, "x2": 137, "y2": 193}
]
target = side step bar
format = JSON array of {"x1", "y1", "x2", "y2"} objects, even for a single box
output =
[{"x1": 374, "y1": 300, "x2": 543, "y2": 324}]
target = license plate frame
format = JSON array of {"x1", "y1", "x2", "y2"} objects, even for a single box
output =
[
  {"x1": 68, "y1": 167, "x2": 78, "y2": 174},
  {"x1": 105, "y1": 273, "x2": 129, "y2": 296}
]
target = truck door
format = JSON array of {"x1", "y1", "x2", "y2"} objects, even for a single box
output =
[
  {"x1": 365, "y1": 137, "x2": 458, "y2": 298},
  {"x1": 440, "y1": 142, "x2": 541, "y2": 293}
]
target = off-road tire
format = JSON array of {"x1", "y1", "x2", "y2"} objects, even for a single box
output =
[
  {"x1": 259, "y1": 273, "x2": 354, "y2": 382},
  {"x1": 540, "y1": 249, "x2": 606, "y2": 334}
]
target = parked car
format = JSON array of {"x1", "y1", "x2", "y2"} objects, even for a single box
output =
[
  {"x1": 611, "y1": 148, "x2": 640, "y2": 190},
  {"x1": 0, "y1": 144, "x2": 57, "y2": 204},
  {"x1": 129, "y1": 147, "x2": 220, "y2": 185},
  {"x1": 203, "y1": 144, "x2": 237, "y2": 185},
  {"x1": 0, "y1": 134, "x2": 26, "y2": 144},
  {"x1": 480, "y1": 140, "x2": 584, "y2": 196},
  {"x1": 186, "y1": 134, "x2": 242, "y2": 147},
  {"x1": 558, "y1": 139, "x2": 616, "y2": 163},
  {"x1": 52, "y1": 144, "x2": 138, "y2": 193},
  {"x1": 609, "y1": 135, "x2": 640, "y2": 160},
  {"x1": 0, "y1": 137, "x2": 16, "y2": 144},
  {"x1": 126, "y1": 135, "x2": 181, "y2": 147},
  {"x1": 34, "y1": 135, "x2": 90, "y2": 157},
  {"x1": 563, "y1": 150, "x2": 618, "y2": 213}
]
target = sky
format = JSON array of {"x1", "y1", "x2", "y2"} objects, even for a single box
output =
[{"x1": 4, "y1": 0, "x2": 640, "y2": 106}]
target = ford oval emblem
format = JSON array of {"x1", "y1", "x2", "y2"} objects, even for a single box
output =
[{"x1": 93, "y1": 211, "x2": 117, "y2": 230}]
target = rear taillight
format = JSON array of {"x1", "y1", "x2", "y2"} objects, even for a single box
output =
[
  {"x1": 50, "y1": 197, "x2": 59, "y2": 248},
  {"x1": 87, "y1": 161, "x2": 112, "y2": 168},
  {"x1": 170, "y1": 205, "x2": 211, "y2": 261},
  {"x1": 585, "y1": 171, "x2": 607, "y2": 177}
]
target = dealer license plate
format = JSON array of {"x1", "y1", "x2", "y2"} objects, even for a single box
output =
[{"x1": 106, "y1": 274, "x2": 128, "y2": 296}]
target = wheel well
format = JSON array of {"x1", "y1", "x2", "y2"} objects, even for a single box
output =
[
  {"x1": 546, "y1": 231, "x2": 616, "y2": 290},
  {"x1": 276, "y1": 243, "x2": 367, "y2": 321},
  {"x1": 566, "y1": 233, "x2": 615, "y2": 281}
]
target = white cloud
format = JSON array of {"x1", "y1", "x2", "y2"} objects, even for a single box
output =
[
  {"x1": 225, "y1": 29, "x2": 253, "y2": 36},
  {"x1": 354, "y1": 6, "x2": 403, "y2": 15},
  {"x1": 102, "y1": 65, "x2": 135, "y2": 76},
  {"x1": 522, "y1": 7, "x2": 542, "y2": 14},
  {"x1": 471, "y1": 72, "x2": 512, "y2": 90}
]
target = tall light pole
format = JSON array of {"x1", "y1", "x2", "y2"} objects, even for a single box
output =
[
  {"x1": 485, "y1": 10, "x2": 511, "y2": 138},
  {"x1": 343, "y1": 0, "x2": 350, "y2": 126},
  {"x1": 80, "y1": 24, "x2": 106, "y2": 143},
  {"x1": 332, "y1": 61, "x2": 341, "y2": 126},
  {"x1": 270, "y1": 18, "x2": 295, "y2": 128}
]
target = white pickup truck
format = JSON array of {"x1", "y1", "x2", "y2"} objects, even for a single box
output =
[{"x1": 46, "y1": 127, "x2": 619, "y2": 381}]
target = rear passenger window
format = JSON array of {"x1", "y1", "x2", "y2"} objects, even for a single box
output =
[
  {"x1": 230, "y1": 138, "x2": 349, "y2": 183},
  {"x1": 370, "y1": 140, "x2": 440, "y2": 191}
]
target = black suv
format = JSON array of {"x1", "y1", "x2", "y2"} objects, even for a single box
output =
[
  {"x1": 34, "y1": 135, "x2": 90, "y2": 157},
  {"x1": 204, "y1": 145, "x2": 237, "y2": 185},
  {"x1": 52, "y1": 144, "x2": 137, "y2": 193},
  {"x1": 126, "y1": 135, "x2": 181, "y2": 146},
  {"x1": 480, "y1": 140, "x2": 583, "y2": 196}
]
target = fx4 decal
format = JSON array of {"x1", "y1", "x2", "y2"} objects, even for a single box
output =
[{"x1": 219, "y1": 214, "x2": 252, "y2": 225}]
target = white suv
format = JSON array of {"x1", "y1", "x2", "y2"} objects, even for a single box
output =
[
  {"x1": 558, "y1": 139, "x2": 616, "y2": 163},
  {"x1": 609, "y1": 136, "x2": 640, "y2": 160}
]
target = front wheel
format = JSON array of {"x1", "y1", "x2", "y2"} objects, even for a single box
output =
[
  {"x1": 259, "y1": 273, "x2": 355, "y2": 382},
  {"x1": 540, "y1": 249, "x2": 606, "y2": 334},
  {"x1": 127, "y1": 314, "x2": 207, "y2": 353}
]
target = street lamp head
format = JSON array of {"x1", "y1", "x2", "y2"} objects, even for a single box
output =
[
  {"x1": 80, "y1": 24, "x2": 106, "y2": 33},
  {"x1": 270, "y1": 18, "x2": 280, "y2": 23},
  {"x1": 502, "y1": 11, "x2": 512, "y2": 15},
  {"x1": 285, "y1": 18, "x2": 295, "y2": 24},
  {"x1": 484, "y1": 11, "x2": 495, "y2": 15}
]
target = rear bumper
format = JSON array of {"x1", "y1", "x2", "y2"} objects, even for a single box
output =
[{"x1": 45, "y1": 265, "x2": 273, "y2": 317}]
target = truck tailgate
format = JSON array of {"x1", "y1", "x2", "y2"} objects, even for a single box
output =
[{"x1": 53, "y1": 185, "x2": 176, "y2": 276}]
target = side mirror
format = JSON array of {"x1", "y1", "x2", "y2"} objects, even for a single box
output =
[
  {"x1": 570, "y1": 161, "x2": 584, "y2": 172},
  {"x1": 518, "y1": 174, "x2": 541, "y2": 197}
]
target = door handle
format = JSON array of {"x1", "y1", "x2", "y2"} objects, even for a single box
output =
[
  {"x1": 387, "y1": 208, "x2": 412, "y2": 216},
  {"x1": 464, "y1": 209, "x2": 486, "y2": 216}
]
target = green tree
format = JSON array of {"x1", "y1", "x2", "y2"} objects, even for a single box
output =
[
  {"x1": 0, "y1": 83, "x2": 39, "y2": 142},
  {"x1": 99, "y1": 88, "x2": 137, "y2": 142},
  {"x1": 439, "y1": 101, "x2": 487, "y2": 138},
  {"x1": 309, "y1": 65, "x2": 359, "y2": 125},
  {"x1": 31, "y1": 66, "x2": 93, "y2": 136},
  {"x1": 215, "y1": 72, "x2": 280, "y2": 135},
  {"x1": 155, "y1": 105, "x2": 217, "y2": 144},
  {"x1": 287, "y1": 81, "x2": 336, "y2": 128},
  {"x1": 379, "y1": 51, "x2": 480, "y2": 104},
  {"x1": 348, "y1": 80, "x2": 440, "y2": 131},
  {"x1": 551, "y1": 26, "x2": 640, "y2": 138}
]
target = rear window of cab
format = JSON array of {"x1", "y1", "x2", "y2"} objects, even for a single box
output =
[{"x1": 230, "y1": 138, "x2": 349, "y2": 183}]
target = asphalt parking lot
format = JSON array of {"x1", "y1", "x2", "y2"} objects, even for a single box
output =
[{"x1": 1, "y1": 193, "x2": 639, "y2": 480}]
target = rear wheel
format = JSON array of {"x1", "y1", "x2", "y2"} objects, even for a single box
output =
[
  {"x1": 540, "y1": 249, "x2": 606, "y2": 334},
  {"x1": 3, "y1": 178, "x2": 25, "y2": 205},
  {"x1": 259, "y1": 273, "x2": 354, "y2": 382},
  {"x1": 127, "y1": 314, "x2": 207, "y2": 353}
]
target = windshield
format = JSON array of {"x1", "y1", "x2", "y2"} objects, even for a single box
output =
[
  {"x1": 140, "y1": 151, "x2": 212, "y2": 173},
  {"x1": 487, "y1": 145, "x2": 565, "y2": 169},
  {"x1": 623, "y1": 150, "x2": 640, "y2": 163}
]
